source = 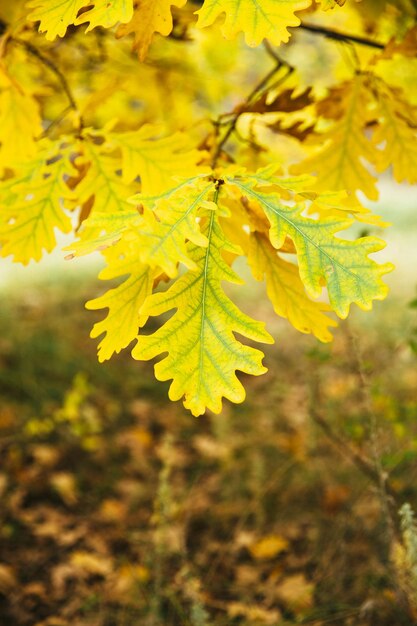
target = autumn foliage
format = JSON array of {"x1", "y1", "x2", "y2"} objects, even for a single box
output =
[{"x1": 0, "y1": 0, "x2": 416, "y2": 414}]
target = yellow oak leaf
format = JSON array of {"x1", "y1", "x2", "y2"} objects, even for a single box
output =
[
  {"x1": 228, "y1": 170, "x2": 393, "y2": 319},
  {"x1": 75, "y1": 0, "x2": 134, "y2": 32},
  {"x1": 26, "y1": 0, "x2": 87, "y2": 40},
  {"x1": 305, "y1": 190, "x2": 389, "y2": 228},
  {"x1": 133, "y1": 210, "x2": 273, "y2": 416},
  {"x1": 27, "y1": 0, "x2": 133, "y2": 39},
  {"x1": 0, "y1": 143, "x2": 75, "y2": 264},
  {"x1": 117, "y1": 0, "x2": 186, "y2": 61},
  {"x1": 65, "y1": 211, "x2": 139, "y2": 258},
  {"x1": 109, "y1": 126, "x2": 207, "y2": 194},
  {"x1": 293, "y1": 76, "x2": 379, "y2": 200},
  {"x1": 248, "y1": 232, "x2": 337, "y2": 342},
  {"x1": 372, "y1": 83, "x2": 417, "y2": 184},
  {"x1": 75, "y1": 140, "x2": 137, "y2": 218},
  {"x1": 86, "y1": 235, "x2": 156, "y2": 362},
  {"x1": 195, "y1": 0, "x2": 312, "y2": 47},
  {"x1": 0, "y1": 72, "x2": 42, "y2": 168}
]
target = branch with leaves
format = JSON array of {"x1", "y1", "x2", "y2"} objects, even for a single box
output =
[{"x1": 0, "y1": 0, "x2": 416, "y2": 415}]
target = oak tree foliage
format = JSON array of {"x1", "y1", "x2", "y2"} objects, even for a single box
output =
[{"x1": 0, "y1": 0, "x2": 415, "y2": 415}]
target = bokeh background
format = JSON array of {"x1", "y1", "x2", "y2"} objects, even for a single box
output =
[{"x1": 1, "y1": 175, "x2": 417, "y2": 626}]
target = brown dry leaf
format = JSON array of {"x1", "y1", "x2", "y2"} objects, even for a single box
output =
[
  {"x1": 35, "y1": 618, "x2": 70, "y2": 626},
  {"x1": 50, "y1": 472, "x2": 78, "y2": 505},
  {"x1": 51, "y1": 564, "x2": 77, "y2": 596},
  {"x1": 193, "y1": 435, "x2": 230, "y2": 459},
  {"x1": 276, "y1": 573, "x2": 314, "y2": 610},
  {"x1": 23, "y1": 582, "x2": 48, "y2": 600},
  {"x1": 375, "y1": 26, "x2": 417, "y2": 62},
  {"x1": 24, "y1": 507, "x2": 67, "y2": 538},
  {"x1": 69, "y1": 551, "x2": 113, "y2": 576},
  {"x1": 153, "y1": 523, "x2": 184, "y2": 554},
  {"x1": 57, "y1": 524, "x2": 88, "y2": 548},
  {"x1": 111, "y1": 563, "x2": 149, "y2": 599},
  {"x1": 268, "y1": 119, "x2": 316, "y2": 141},
  {"x1": 0, "y1": 563, "x2": 18, "y2": 591},
  {"x1": 0, "y1": 473, "x2": 7, "y2": 497},
  {"x1": 238, "y1": 88, "x2": 313, "y2": 115},
  {"x1": 0, "y1": 406, "x2": 16, "y2": 429},
  {"x1": 99, "y1": 498, "x2": 128, "y2": 522},
  {"x1": 249, "y1": 534, "x2": 289, "y2": 560},
  {"x1": 235, "y1": 530, "x2": 257, "y2": 548},
  {"x1": 235, "y1": 564, "x2": 260, "y2": 586},
  {"x1": 118, "y1": 426, "x2": 153, "y2": 454},
  {"x1": 316, "y1": 85, "x2": 348, "y2": 121},
  {"x1": 322, "y1": 484, "x2": 351, "y2": 514},
  {"x1": 31, "y1": 445, "x2": 60, "y2": 467},
  {"x1": 227, "y1": 602, "x2": 282, "y2": 624},
  {"x1": 128, "y1": 398, "x2": 153, "y2": 418},
  {"x1": 275, "y1": 431, "x2": 307, "y2": 461}
]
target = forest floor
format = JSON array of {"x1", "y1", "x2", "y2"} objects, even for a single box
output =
[{"x1": 1, "y1": 180, "x2": 417, "y2": 626}]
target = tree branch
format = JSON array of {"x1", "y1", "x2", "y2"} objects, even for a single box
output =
[{"x1": 299, "y1": 22, "x2": 385, "y2": 50}]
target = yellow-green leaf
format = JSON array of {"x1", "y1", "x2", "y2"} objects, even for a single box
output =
[
  {"x1": 248, "y1": 232, "x2": 337, "y2": 342},
  {"x1": 86, "y1": 235, "x2": 156, "y2": 362},
  {"x1": 65, "y1": 210, "x2": 139, "y2": 258},
  {"x1": 228, "y1": 173, "x2": 393, "y2": 319},
  {"x1": 129, "y1": 176, "x2": 215, "y2": 277},
  {"x1": 196, "y1": 0, "x2": 312, "y2": 47},
  {"x1": 0, "y1": 143, "x2": 74, "y2": 264},
  {"x1": 133, "y1": 210, "x2": 273, "y2": 416}
]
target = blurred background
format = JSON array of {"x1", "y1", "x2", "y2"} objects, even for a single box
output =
[{"x1": 0, "y1": 176, "x2": 417, "y2": 626}]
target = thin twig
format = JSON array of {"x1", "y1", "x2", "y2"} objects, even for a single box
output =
[
  {"x1": 12, "y1": 37, "x2": 83, "y2": 129},
  {"x1": 347, "y1": 328, "x2": 414, "y2": 619},
  {"x1": 309, "y1": 375, "x2": 399, "y2": 520},
  {"x1": 299, "y1": 22, "x2": 385, "y2": 50},
  {"x1": 211, "y1": 56, "x2": 293, "y2": 168},
  {"x1": 347, "y1": 330, "x2": 400, "y2": 539},
  {"x1": 38, "y1": 105, "x2": 73, "y2": 139},
  {"x1": 310, "y1": 401, "x2": 389, "y2": 493}
]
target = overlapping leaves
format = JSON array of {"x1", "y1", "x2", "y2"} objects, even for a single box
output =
[
  {"x1": 229, "y1": 171, "x2": 393, "y2": 318},
  {"x1": 133, "y1": 210, "x2": 273, "y2": 416},
  {"x1": 66, "y1": 163, "x2": 390, "y2": 415},
  {"x1": 3, "y1": 0, "x2": 410, "y2": 415},
  {"x1": 0, "y1": 125, "x2": 393, "y2": 414},
  {"x1": 26, "y1": 0, "x2": 335, "y2": 53},
  {"x1": 27, "y1": 0, "x2": 134, "y2": 40},
  {"x1": 0, "y1": 140, "x2": 75, "y2": 263}
]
